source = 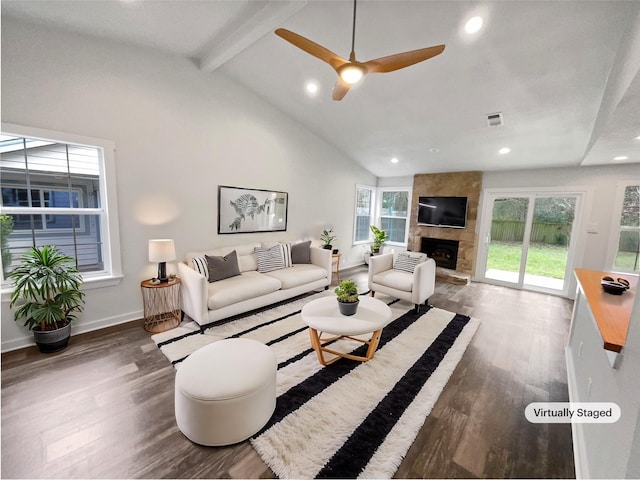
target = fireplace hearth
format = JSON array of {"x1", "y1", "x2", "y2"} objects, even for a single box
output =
[{"x1": 421, "y1": 237, "x2": 459, "y2": 270}]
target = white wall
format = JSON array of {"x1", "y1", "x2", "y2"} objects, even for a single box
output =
[
  {"x1": 377, "y1": 176, "x2": 413, "y2": 187},
  {"x1": 0, "y1": 17, "x2": 376, "y2": 351}
]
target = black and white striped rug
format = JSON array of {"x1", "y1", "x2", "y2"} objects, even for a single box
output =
[{"x1": 152, "y1": 290, "x2": 479, "y2": 479}]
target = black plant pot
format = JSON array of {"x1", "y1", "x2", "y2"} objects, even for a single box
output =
[
  {"x1": 322, "y1": 245, "x2": 332, "y2": 250},
  {"x1": 338, "y1": 299, "x2": 359, "y2": 316},
  {"x1": 33, "y1": 322, "x2": 71, "y2": 353}
]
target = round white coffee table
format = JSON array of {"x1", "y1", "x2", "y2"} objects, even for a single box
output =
[{"x1": 301, "y1": 296, "x2": 393, "y2": 365}]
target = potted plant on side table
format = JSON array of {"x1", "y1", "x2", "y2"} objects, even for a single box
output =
[
  {"x1": 8, "y1": 245, "x2": 85, "y2": 353},
  {"x1": 335, "y1": 279, "x2": 359, "y2": 316}
]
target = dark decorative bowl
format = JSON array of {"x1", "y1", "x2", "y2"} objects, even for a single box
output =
[{"x1": 601, "y1": 280, "x2": 629, "y2": 295}]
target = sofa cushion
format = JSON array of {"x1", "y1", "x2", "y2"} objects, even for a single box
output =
[
  {"x1": 281, "y1": 243, "x2": 292, "y2": 268},
  {"x1": 259, "y1": 242, "x2": 292, "y2": 267},
  {"x1": 206, "y1": 271, "x2": 281, "y2": 310},
  {"x1": 372, "y1": 269, "x2": 414, "y2": 293},
  {"x1": 206, "y1": 250, "x2": 241, "y2": 282},
  {"x1": 255, "y1": 245, "x2": 287, "y2": 273},
  {"x1": 263, "y1": 264, "x2": 327, "y2": 289},
  {"x1": 191, "y1": 257, "x2": 209, "y2": 281},
  {"x1": 186, "y1": 243, "x2": 260, "y2": 274},
  {"x1": 290, "y1": 240, "x2": 312, "y2": 264},
  {"x1": 393, "y1": 251, "x2": 427, "y2": 273}
]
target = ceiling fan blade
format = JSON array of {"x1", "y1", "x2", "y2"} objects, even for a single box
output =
[
  {"x1": 275, "y1": 28, "x2": 349, "y2": 71},
  {"x1": 332, "y1": 78, "x2": 352, "y2": 101},
  {"x1": 363, "y1": 44, "x2": 445, "y2": 73}
]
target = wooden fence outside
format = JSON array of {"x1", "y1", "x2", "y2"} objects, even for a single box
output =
[
  {"x1": 492, "y1": 220, "x2": 639, "y2": 252},
  {"x1": 491, "y1": 221, "x2": 571, "y2": 246}
]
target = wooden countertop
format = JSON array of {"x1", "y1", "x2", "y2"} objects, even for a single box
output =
[{"x1": 574, "y1": 268, "x2": 638, "y2": 353}]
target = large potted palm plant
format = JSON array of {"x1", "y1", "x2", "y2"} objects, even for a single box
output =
[{"x1": 8, "y1": 245, "x2": 85, "y2": 353}]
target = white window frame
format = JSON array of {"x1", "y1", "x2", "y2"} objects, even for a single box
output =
[
  {"x1": 1, "y1": 123, "x2": 123, "y2": 291},
  {"x1": 376, "y1": 186, "x2": 412, "y2": 247},
  {"x1": 353, "y1": 184, "x2": 375, "y2": 245},
  {"x1": 3, "y1": 185, "x2": 86, "y2": 232},
  {"x1": 606, "y1": 180, "x2": 640, "y2": 274}
]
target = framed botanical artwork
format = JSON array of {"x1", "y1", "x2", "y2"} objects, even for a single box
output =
[{"x1": 218, "y1": 185, "x2": 288, "y2": 234}]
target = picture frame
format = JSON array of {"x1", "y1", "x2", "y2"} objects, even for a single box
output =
[{"x1": 218, "y1": 185, "x2": 288, "y2": 234}]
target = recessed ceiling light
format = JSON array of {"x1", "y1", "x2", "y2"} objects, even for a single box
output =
[
  {"x1": 429, "y1": 148, "x2": 440, "y2": 153},
  {"x1": 635, "y1": 135, "x2": 640, "y2": 140},
  {"x1": 305, "y1": 82, "x2": 318, "y2": 95},
  {"x1": 499, "y1": 147, "x2": 511, "y2": 154},
  {"x1": 465, "y1": 16, "x2": 483, "y2": 34},
  {"x1": 613, "y1": 155, "x2": 628, "y2": 161},
  {"x1": 391, "y1": 157, "x2": 399, "y2": 164}
]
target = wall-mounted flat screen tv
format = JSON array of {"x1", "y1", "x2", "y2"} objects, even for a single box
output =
[{"x1": 417, "y1": 196, "x2": 468, "y2": 228}]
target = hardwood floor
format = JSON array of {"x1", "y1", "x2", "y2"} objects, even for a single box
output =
[{"x1": 1, "y1": 266, "x2": 575, "y2": 479}]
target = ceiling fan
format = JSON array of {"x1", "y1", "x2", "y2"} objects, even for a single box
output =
[{"x1": 275, "y1": 0, "x2": 445, "y2": 101}]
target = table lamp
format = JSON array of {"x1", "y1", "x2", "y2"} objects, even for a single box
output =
[{"x1": 149, "y1": 239, "x2": 176, "y2": 282}]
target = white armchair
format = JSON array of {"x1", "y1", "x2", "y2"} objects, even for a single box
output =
[{"x1": 368, "y1": 252, "x2": 436, "y2": 312}]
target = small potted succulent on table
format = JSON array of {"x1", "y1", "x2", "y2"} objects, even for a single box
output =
[{"x1": 334, "y1": 279, "x2": 359, "y2": 316}]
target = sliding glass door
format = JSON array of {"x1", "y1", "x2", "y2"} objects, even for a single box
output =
[
  {"x1": 479, "y1": 190, "x2": 581, "y2": 296},
  {"x1": 484, "y1": 197, "x2": 530, "y2": 285}
]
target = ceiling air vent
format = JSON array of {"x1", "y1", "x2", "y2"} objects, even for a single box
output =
[{"x1": 487, "y1": 112, "x2": 503, "y2": 127}]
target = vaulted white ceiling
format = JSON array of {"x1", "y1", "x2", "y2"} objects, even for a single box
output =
[{"x1": 2, "y1": 0, "x2": 639, "y2": 177}]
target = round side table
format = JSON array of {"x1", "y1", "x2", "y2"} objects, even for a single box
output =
[
  {"x1": 140, "y1": 277, "x2": 181, "y2": 333},
  {"x1": 331, "y1": 253, "x2": 342, "y2": 282}
]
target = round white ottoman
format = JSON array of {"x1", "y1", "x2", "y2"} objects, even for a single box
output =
[{"x1": 174, "y1": 338, "x2": 277, "y2": 446}]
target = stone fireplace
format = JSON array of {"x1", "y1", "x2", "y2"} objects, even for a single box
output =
[
  {"x1": 421, "y1": 238, "x2": 459, "y2": 270},
  {"x1": 409, "y1": 171, "x2": 482, "y2": 282}
]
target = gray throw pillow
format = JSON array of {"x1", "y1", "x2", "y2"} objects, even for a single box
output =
[
  {"x1": 205, "y1": 250, "x2": 241, "y2": 282},
  {"x1": 291, "y1": 241, "x2": 312, "y2": 264}
]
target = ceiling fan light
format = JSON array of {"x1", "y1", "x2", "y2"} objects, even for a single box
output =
[{"x1": 340, "y1": 65, "x2": 364, "y2": 84}]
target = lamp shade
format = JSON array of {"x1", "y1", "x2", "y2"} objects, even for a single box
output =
[{"x1": 149, "y1": 239, "x2": 176, "y2": 262}]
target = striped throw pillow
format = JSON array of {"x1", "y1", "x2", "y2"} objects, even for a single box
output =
[
  {"x1": 281, "y1": 243, "x2": 293, "y2": 268},
  {"x1": 255, "y1": 245, "x2": 286, "y2": 273},
  {"x1": 393, "y1": 252, "x2": 427, "y2": 273},
  {"x1": 191, "y1": 257, "x2": 209, "y2": 281}
]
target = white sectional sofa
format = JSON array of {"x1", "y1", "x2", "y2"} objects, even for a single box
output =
[{"x1": 178, "y1": 241, "x2": 332, "y2": 330}]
